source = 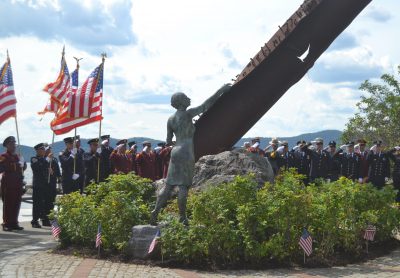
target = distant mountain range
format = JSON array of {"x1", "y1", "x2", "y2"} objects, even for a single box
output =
[{"x1": 0, "y1": 130, "x2": 342, "y2": 159}]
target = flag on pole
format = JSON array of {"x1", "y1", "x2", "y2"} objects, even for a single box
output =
[
  {"x1": 148, "y1": 230, "x2": 161, "y2": 254},
  {"x1": 299, "y1": 228, "x2": 313, "y2": 256},
  {"x1": 51, "y1": 219, "x2": 62, "y2": 239},
  {"x1": 68, "y1": 64, "x2": 101, "y2": 119},
  {"x1": 0, "y1": 54, "x2": 17, "y2": 125},
  {"x1": 96, "y1": 223, "x2": 102, "y2": 248},
  {"x1": 50, "y1": 62, "x2": 104, "y2": 135},
  {"x1": 43, "y1": 54, "x2": 70, "y2": 105},
  {"x1": 363, "y1": 225, "x2": 376, "y2": 241}
]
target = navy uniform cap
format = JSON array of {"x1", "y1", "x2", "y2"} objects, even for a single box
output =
[
  {"x1": 346, "y1": 141, "x2": 355, "y2": 146},
  {"x1": 128, "y1": 141, "x2": 136, "y2": 148},
  {"x1": 142, "y1": 141, "x2": 151, "y2": 146},
  {"x1": 2, "y1": 136, "x2": 16, "y2": 147},
  {"x1": 117, "y1": 139, "x2": 127, "y2": 146},
  {"x1": 88, "y1": 138, "x2": 99, "y2": 145},
  {"x1": 373, "y1": 140, "x2": 383, "y2": 146},
  {"x1": 328, "y1": 140, "x2": 336, "y2": 146},
  {"x1": 100, "y1": 135, "x2": 110, "y2": 140},
  {"x1": 63, "y1": 137, "x2": 74, "y2": 144},
  {"x1": 34, "y1": 143, "x2": 45, "y2": 150},
  {"x1": 157, "y1": 142, "x2": 166, "y2": 147}
]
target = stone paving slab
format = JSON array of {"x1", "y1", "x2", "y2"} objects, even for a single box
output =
[{"x1": 1, "y1": 244, "x2": 399, "y2": 277}]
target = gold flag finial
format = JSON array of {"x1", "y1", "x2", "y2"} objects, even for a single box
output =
[
  {"x1": 73, "y1": 56, "x2": 83, "y2": 69},
  {"x1": 101, "y1": 52, "x2": 107, "y2": 63}
]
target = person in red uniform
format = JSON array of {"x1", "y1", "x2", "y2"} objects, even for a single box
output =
[
  {"x1": 110, "y1": 139, "x2": 132, "y2": 174},
  {"x1": 136, "y1": 141, "x2": 157, "y2": 181},
  {"x1": 155, "y1": 142, "x2": 166, "y2": 179},
  {"x1": 247, "y1": 137, "x2": 266, "y2": 156},
  {"x1": 0, "y1": 136, "x2": 27, "y2": 231},
  {"x1": 159, "y1": 143, "x2": 173, "y2": 179},
  {"x1": 126, "y1": 141, "x2": 138, "y2": 174}
]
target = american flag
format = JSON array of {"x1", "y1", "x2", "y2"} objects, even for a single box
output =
[
  {"x1": 96, "y1": 223, "x2": 102, "y2": 248},
  {"x1": 50, "y1": 62, "x2": 103, "y2": 135},
  {"x1": 363, "y1": 225, "x2": 376, "y2": 241},
  {"x1": 43, "y1": 55, "x2": 70, "y2": 105},
  {"x1": 299, "y1": 228, "x2": 313, "y2": 256},
  {"x1": 38, "y1": 98, "x2": 59, "y2": 115},
  {"x1": 68, "y1": 64, "x2": 101, "y2": 118},
  {"x1": 148, "y1": 230, "x2": 161, "y2": 254},
  {"x1": 51, "y1": 219, "x2": 62, "y2": 239},
  {"x1": 0, "y1": 56, "x2": 17, "y2": 125}
]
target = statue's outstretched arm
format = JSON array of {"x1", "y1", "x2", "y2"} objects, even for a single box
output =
[{"x1": 188, "y1": 84, "x2": 231, "y2": 117}]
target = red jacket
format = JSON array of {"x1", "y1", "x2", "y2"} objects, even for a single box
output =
[
  {"x1": 110, "y1": 151, "x2": 132, "y2": 174},
  {"x1": 136, "y1": 151, "x2": 157, "y2": 181}
]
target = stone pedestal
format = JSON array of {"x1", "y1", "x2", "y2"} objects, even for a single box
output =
[{"x1": 127, "y1": 225, "x2": 161, "y2": 259}]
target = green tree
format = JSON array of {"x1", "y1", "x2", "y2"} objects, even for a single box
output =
[{"x1": 342, "y1": 66, "x2": 400, "y2": 147}]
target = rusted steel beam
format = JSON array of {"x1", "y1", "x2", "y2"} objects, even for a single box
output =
[{"x1": 194, "y1": 0, "x2": 372, "y2": 160}]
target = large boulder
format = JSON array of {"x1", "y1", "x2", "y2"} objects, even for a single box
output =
[
  {"x1": 192, "y1": 148, "x2": 274, "y2": 189},
  {"x1": 153, "y1": 148, "x2": 274, "y2": 192}
]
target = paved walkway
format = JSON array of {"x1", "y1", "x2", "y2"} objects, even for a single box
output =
[{"x1": 1, "y1": 200, "x2": 400, "y2": 277}]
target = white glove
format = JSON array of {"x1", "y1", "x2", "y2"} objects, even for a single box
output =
[
  {"x1": 18, "y1": 156, "x2": 25, "y2": 166},
  {"x1": 354, "y1": 144, "x2": 360, "y2": 153},
  {"x1": 358, "y1": 178, "x2": 363, "y2": 183},
  {"x1": 395, "y1": 146, "x2": 400, "y2": 151},
  {"x1": 97, "y1": 147, "x2": 102, "y2": 154},
  {"x1": 292, "y1": 146, "x2": 300, "y2": 151},
  {"x1": 326, "y1": 178, "x2": 331, "y2": 183},
  {"x1": 277, "y1": 146, "x2": 285, "y2": 154},
  {"x1": 69, "y1": 154, "x2": 75, "y2": 159},
  {"x1": 385, "y1": 177, "x2": 389, "y2": 183},
  {"x1": 143, "y1": 146, "x2": 149, "y2": 152},
  {"x1": 370, "y1": 145, "x2": 377, "y2": 153},
  {"x1": 71, "y1": 148, "x2": 77, "y2": 155},
  {"x1": 46, "y1": 157, "x2": 51, "y2": 162},
  {"x1": 251, "y1": 142, "x2": 260, "y2": 148},
  {"x1": 72, "y1": 173, "x2": 80, "y2": 180},
  {"x1": 340, "y1": 145, "x2": 347, "y2": 150}
]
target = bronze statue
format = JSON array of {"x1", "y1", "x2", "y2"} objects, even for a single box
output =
[{"x1": 150, "y1": 84, "x2": 231, "y2": 225}]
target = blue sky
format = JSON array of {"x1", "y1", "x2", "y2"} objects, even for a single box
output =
[{"x1": 0, "y1": 0, "x2": 398, "y2": 145}]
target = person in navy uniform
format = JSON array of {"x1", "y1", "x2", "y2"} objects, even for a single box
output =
[
  {"x1": 0, "y1": 136, "x2": 26, "y2": 231},
  {"x1": 326, "y1": 141, "x2": 343, "y2": 182},
  {"x1": 278, "y1": 141, "x2": 295, "y2": 171},
  {"x1": 367, "y1": 140, "x2": 390, "y2": 189},
  {"x1": 30, "y1": 143, "x2": 50, "y2": 228},
  {"x1": 59, "y1": 137, "x2": 79, "y2": 194},
  {"x1": 100, "y1": 135, "x2": 113, "y2": 181},
  {"x1": 302, "y1": 138, "x2": 331, "y2": 182},
  {"x1": 74, "y1": 136, "x2": 85, "y2": 194},
  {"x1": 356, "y1": 139, "x2": 369, "y2": 183},
  {"x1": 293, "y1": 140, "x2": 310, "y2": 184},
  {"x1": 83, "y1": 138, "x2": 101, "y2": 187},
  {"x1": 388, "y1": 145, "x2": 400, "y2": 202},
  {"x1": 44, "y1": 144, "x2": 61, "y2": 221},
  {"x1": 341, "y1": 141, "x2": 361, "y2": 181}
]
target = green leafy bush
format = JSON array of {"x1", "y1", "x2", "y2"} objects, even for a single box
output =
[
  {"x1": 52, "y1": 173, "x2": 154, "y2": 251},
  {"x1": 160, "y1": 170, "x2": 400, "y2": 267}
]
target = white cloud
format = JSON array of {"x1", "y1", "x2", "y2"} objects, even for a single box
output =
[{"x1": 1, "y1": 0, "x2": 400, "y2": 147}]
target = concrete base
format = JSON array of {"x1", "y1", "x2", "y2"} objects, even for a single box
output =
[{"x1": 127, "y1": 225, "x2": 161, "y2": 259}]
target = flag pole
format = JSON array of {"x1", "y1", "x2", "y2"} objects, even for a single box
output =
[
  {"x1": 96, "y1": 53, "x2": 106, "y2": 183},
  {"x1": 73, "y1": 127, "x2": 77, "y2": 174},
  {"x1": 366, "y1": 240, "x2": 369, "y2": 254},
  {"x1": 303, "y1": 251, "x2": 306, "y2": 264},
  {"x1": 14, "y1": 116, "x2": 21, "y2": 157}
]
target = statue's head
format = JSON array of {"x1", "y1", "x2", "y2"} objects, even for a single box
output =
[{"x1": 171, "y1": 92, "x2": 191, "y2": 110}]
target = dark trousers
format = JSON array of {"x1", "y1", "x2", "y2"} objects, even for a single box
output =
[
  {"x1": 393, "y1": 174, "x2": 400, "y2": 202},
  {"x1": 44, "y1": 182, "x2": 57, "y2": 217},
  {"x1": 32, "y1": 186, "x2": 46, "y2": 222},
  {"x1": 369, "y1": 176, "x2": 385, "y2": 189},
  {"x1": 1, "y1": 181, "x2": 22, "y2": 227}
]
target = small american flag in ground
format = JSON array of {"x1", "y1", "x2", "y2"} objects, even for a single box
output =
[
  {"x1": 96, "y1": 223, "x2": 102, "y2": 248},
  {"x1": 0, "y1": 55, "x2": 17, "y2": 125},
  {"x1": 363, "y1": 225, "x2": 376, "y2": 241},
  {"x1": 51, "y1": 219, "x2": 61, "y2": 239},
  {"x1": 148, "y1": 230, "x2": 161, "y2": 254},
  {"x1": 299, "y1": 228, "x2": 313, "y2": 256}
]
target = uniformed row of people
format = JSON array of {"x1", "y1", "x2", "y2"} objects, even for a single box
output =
[{"x1": 246, "y1": 137, "x2": 400, "y2": 201}]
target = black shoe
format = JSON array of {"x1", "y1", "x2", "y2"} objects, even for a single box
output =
[
  {"x1": 31, "y1": 222, "x2": 42, "y2": 228},
  {"x1": 42, "y1": 220, "x2": 51, "y2": 227},
  {"x1": 2, "y1": 225, "x2": 13, "y2": 232},
  {"x1": 11, "y1": 225, "x2": 24, "y2": 230}
]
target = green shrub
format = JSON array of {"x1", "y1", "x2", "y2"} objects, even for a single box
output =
[
  {"x1": 52, "y1": 173, "x2": 154, "y2": 251},
  {"x1": 160, "y1": 170, "x2": 400, "y2": 266}
]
